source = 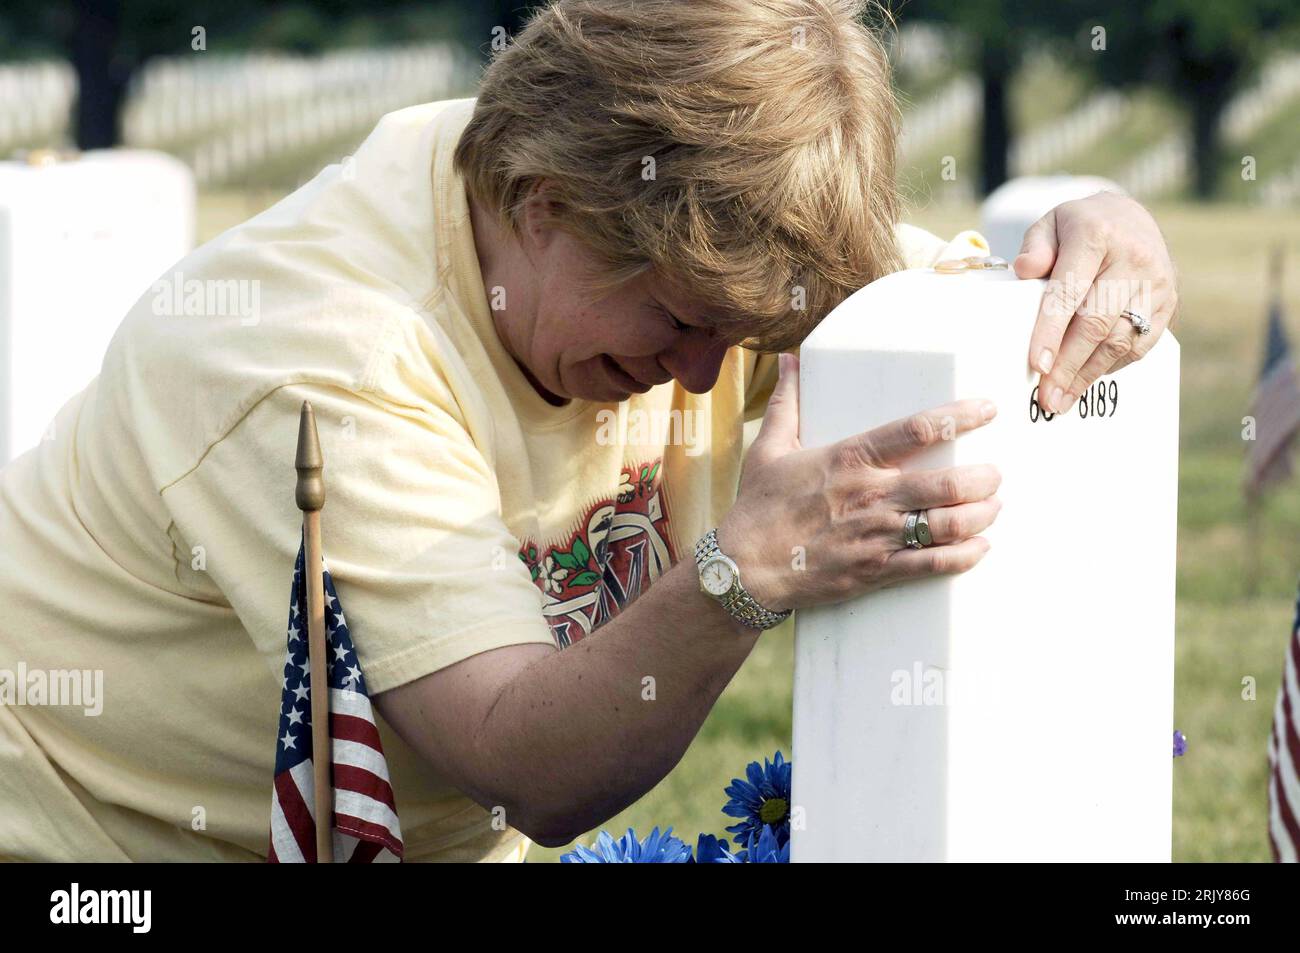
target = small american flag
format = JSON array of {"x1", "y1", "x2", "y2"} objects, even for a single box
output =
[
  {"x1": 1269, "y1": 578, "x2": 1300, "y2": 862},
  {"x1": 268, "y1": 535, "x2": 404, "y2": 862},
  {"x1": 1244, "y1": 293, "x2": 1300, "y2": 499}
]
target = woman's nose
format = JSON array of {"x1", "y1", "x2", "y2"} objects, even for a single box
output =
[{"x1": 660, "y1": 335, "x2": 731, "y2": 394}]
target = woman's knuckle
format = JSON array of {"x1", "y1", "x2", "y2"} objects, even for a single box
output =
[
  {"x1": 857, "y1": 544, "x2": 890, "y2": 580},
  {"x1": 1059, "y1": 197, "x2": 1088, "y2": 219},
  {"x1": 1126, "y1": 241, "x2": 1157, "y2": 272},
  {"x1": 831, "y1": 441, "x2": 864, "y2": 471},
  {"x1": 1104, "y1": 333, "x2": 1133, "y2": 361},
  {"x1": 904, "y1": 413, "x2": 936, "y2": 447},
  {"x1": 850, "y1": 488, "x2": 879, "y2": 518},
  {"x1": 1073, "y1": 216, "x2": 1109, "y2": 252},
  {"x1": 1077, "y1": 310, "x2": 1112, "y2": 339}
]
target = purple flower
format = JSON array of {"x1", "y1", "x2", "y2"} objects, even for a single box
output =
[{"x1": 1173, "y1": 730, "x2": 1188, "y2": 757}]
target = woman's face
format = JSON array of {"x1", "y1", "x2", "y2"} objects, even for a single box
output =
[
  {"x1": 471, "y1": 185, "x2": 736, "y2": 406},
  {"x1": 525, "y1": 231, "x2": 734, "y2": 404}
]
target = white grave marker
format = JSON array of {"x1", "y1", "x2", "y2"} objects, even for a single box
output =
[
  {"x1": 980, "y1": 175, "x2": 1123, "y2": 262},
  {"x1": 0, "y1": 150, "x2": 194, "y2": 463},
  {"x1": 792, "y1": 265, "x2": 1178, "y2": 862}
]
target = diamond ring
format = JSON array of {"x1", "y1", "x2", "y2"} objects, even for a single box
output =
[{"x1": 1121, "y1": 309, "x2": 1152, "y2": 335}]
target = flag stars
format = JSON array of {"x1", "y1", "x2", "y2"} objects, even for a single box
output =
[{"x1": 273, "y1": 548, "x2": 402, "y2": 859}]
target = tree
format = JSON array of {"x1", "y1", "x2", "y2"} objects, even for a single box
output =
[
  {"x1": 902, "y1": 1, "x2": 1071, "y2": 197},
  {"x1": 472, "y1": 1, "x2": 536, "y2": 58},
  {"x1": 4, "y1": 0, "x2": 495, "y2": 150},
  {"x1": 1061, "y1": 0, "x2": 1296, "y2": 198}
]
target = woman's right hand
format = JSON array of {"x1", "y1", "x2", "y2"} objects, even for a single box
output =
[{"x1": 718, "y1": 352, "x2": 1003, "y2": 613}]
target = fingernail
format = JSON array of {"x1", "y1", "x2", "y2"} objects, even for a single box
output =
[
  {"x1": 1050, "y1": 386, "x2": 1064, "y2": 412},
  {"x1": 981, "y1": 401, "x2": 997, "y2": 421},
  {"x1": 1036, "y1": 348, "x2": 1054, "y2": 374}
]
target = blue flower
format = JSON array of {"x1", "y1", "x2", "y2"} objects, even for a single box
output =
[
  {"x1": 736, "y1": 824, "x2": 790, "y2": 863},
  {"x1": 693, "y1": 833, "x2": 741, "y2": 864},
  {"x1": 559, "y1": 826, "x2": 693, "y2": 863},
  {"x1": 1173, "y1": 730, "x2": 1188, "y2": 758},
  {"x1": 723, "y1": 750, "x2": 792, "y2": 849}
]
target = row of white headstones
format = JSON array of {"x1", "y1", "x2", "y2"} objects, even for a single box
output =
[
  {"x1": 3, "y1": 47, "x2": 1298, "y2": 196},
  {"x1": 0, "y1": 45, "x2": 478, "y2": 188},
  {"x1": 900, "y1": 53, "x2": 1300, "y2": 202}
]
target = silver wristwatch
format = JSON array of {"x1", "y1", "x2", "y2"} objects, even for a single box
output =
[{"x1": 694, "y1": 527, "x2": 792, "y2": 631}]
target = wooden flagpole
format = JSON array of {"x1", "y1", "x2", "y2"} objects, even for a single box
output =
[
  {"x1": 1246, "y1": 246, "x2": 1288, "y2": 597},
  {"x1": 295, "y1": 401, "x2": 333, "y2": 863}
]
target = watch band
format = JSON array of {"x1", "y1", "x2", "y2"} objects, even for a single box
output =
[{"x1": 694, "y1": 527, "x2": 793, "y2": 631}]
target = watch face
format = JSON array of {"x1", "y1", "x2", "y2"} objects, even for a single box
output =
[{"x1": 700, "y1": 557, "x2": 736, "y2": 596}]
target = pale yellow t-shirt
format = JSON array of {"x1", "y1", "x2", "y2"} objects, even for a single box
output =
[{"x1": 0, "y1": 97, "x2": 987, "y2": 862}]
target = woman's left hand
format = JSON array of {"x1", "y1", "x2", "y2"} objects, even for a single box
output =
[{"x1": 1014, "y1": 191, "x2": 1178, "y2": 414}]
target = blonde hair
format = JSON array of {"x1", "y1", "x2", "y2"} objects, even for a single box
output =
[{"x1": 454, "y1": 0, "x2": 902, "y2": 353}]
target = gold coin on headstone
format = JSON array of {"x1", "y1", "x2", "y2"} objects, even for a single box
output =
[
  {"x1": 934, "y1": 259, "x2": 968, "y2": 274},
  {"x1": 962, "y1": 255, "x2": 1010, "y2": 271},
  {"x1": 24, "y1": 149, "x2": 62, "y2": 167}
]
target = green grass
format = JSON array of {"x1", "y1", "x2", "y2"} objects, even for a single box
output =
[{"x1": 196, "y1": 190, "x2": 1300, "y2": 863}]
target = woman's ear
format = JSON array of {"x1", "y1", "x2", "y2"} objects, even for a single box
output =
[{"x1": 518, "y1": 178, "x2": 566, "y2": 253}]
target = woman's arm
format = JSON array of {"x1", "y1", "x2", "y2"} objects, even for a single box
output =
[
  {"x1": 375, "y1": 551, "x2": 759, "y2": 847},
  {"x1": 375, "y1": 362, "x2": 1003, "y2": 846}
]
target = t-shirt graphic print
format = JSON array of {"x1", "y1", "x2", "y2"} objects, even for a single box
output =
[{"x1": 518, "y1": 457, "x2": 675, "y2": 648}]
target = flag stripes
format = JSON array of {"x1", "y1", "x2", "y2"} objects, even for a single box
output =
[{"x1": 268, "y1": 539, "x2": 404, "y2": 862}]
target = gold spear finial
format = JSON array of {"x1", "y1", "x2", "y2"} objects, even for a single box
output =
[
  {"x1": 295, "y1": 401, "x2": 325, "y2": 512},
  {"x1": 294, "y1": 399, "x2": 332, "y2": 861}
]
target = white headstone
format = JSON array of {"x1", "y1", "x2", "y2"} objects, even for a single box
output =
[
  {"x1": 0, "y1": 150, "x2": 195, "y2": 463},
  {"x1": 980, "y1": 175, "x2": 1124, "y2": 262},
  {"x1": 791, "y1": 265, "x2": 1178, "y2": 862}
]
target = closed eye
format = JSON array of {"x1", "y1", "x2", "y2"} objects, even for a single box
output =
[{"x1": 651, "y1": 301, "x2": 687, "y2": 332}]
